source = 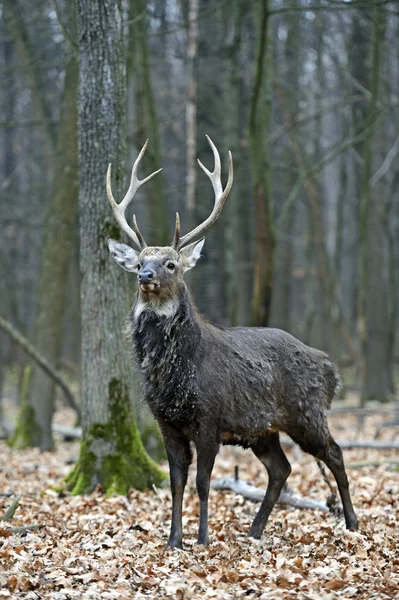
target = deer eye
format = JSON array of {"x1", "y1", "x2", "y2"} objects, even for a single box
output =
[
  {"x1": 136, "y1": 263, "x2": 142, "y2": 270},
  {"x1": 166, "y1": 262, "x2": 175, "y2": 270}
]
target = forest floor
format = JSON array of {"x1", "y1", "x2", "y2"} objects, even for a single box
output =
[{"x1": 0, "y1": 403, "x2": 398, "y2": 599}]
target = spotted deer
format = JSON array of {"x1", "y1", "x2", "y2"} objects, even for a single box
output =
[{"x1": 106, "y1": 136, "x2": 358, "y2": 549}]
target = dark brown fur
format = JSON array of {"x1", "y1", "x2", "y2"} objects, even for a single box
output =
[
  {"x1": 107, "y1": 136, "x2": 358, "y2": 549},
  {"x1": 129, "y1": 279, "x2": 358, "y2": 548}
]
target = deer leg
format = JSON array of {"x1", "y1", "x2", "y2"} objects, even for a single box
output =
[
  {"x1": 316, "y1": 437, "x2": 358, "y2": 530},
  {"x1": 249, "y1": 433, "x2": 292, "y2": 539},
  {"x1": 196, "y1": 441, "x2": 219, "y2": 546},
  {"x1": 288, "y1": 423, "x2": 358, "y2": 531},
  {"x1": 161, "y1": 426, "x2": 192, "y2": 549}
]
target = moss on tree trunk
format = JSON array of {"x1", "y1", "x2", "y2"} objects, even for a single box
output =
[
  {"x1": 8, "y1": 367, "x2": 41, "y2": 449},
  {"x1": 64, "y1": 379, "x2": 166, "y2": 495},
  {"x1": 68, "y1": 0, "x2": 167, "y2": 496}
]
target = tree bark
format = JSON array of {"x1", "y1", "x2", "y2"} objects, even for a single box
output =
[
  {"x1": 65, "y1": 0, "x2": 166, "y2": 495},
  {"x1": 270, "y1": 11, "x2": 299, "y2": 333},
  {"x1": 9, "y1": 54, "x2": 79, "y2": 451},
  {"x1": 2, "y1": 0, "x2": 55, "y2": 160},
  {"x1": 222, "y1": 0, "x2": 252, "y2": 327},
  {"x1": 249, "y1": 0, "x2": 275, "y2": 327},
  {"x1": 128, "y1": 0, "x2": 169, "y2": 246},
  {"x1": 185, "y1": 0, "x2": 199, "y2": 228},
  {"x1": 358, "y1": 3, "x2": 390, "y2": 403}
]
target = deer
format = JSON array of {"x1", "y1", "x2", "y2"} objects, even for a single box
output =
[{"x1": 106, "y1": 136, "x2": 358, "y2": 549}]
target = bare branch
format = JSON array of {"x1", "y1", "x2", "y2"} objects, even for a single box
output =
[
  {"x1": 370, "y1": 135, "x2": 399, "y2": 187},
  {"x1": 0, "y1": 315, "x2": 80, "y2": 419}
]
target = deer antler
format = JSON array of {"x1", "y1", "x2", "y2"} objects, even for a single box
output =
[
  {"x1": 106, "y1": 140, "x2": 162, "y2": 251},
  {"x1": 172, "y1": 135, "x2": 233, "y2": 250}
]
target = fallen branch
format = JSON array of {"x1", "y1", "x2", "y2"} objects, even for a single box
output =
[
  {"x1": 211, "y1": 477, "x2": 330, "y2": 513},
  {"x1": 0, "y1": 315, "x2": 80, "y2": 419},
  {"x1": 7, "y1": 420, "x2": 398, "y2": 452},
  {"x1": 2, "y1": 524, "x2": 43, "y2": 533},
  {"x1": 329, "y1": 406, "x2": 397, "y2": 416},
  {"x1": 280, "y1": 436, "x2": 399, "y2": 451},
  {"x1": 35, "y1": 424, "x2": 399, "y2": 451},
  {"x1": 346, "y1": 460, "x2": 399, "y2": 469},
  {"x1": 0, "y1": 493, "x2": 43, "y2": 534},
  {"x1": 52, "y1": 424, "x2": 82, "y2": 439},
  {"x1": 1, "y1": 421, "x2": 82, "y2": 441},
  {"x1": 0, "y1": 494, "x2": 21, "y2": 521},
  {"x1": 374, "y1": 417, "x2": 399, "y2": 440}
]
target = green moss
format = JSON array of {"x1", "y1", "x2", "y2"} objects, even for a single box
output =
[
  {"x1": 63, "y1": 438, "x2": 96, "y2": 495},
  {"x1": 99, "y1": 218, "x2": 124, "y2": 272},
  {"x1": 64, "y1": 377, "x2": 167, "y2": 495},
  {"x1": 7, "y1": 366, "x2": 42, "y2": 450},
  {"x1": 141, "y1": 420, "x2": 167, "y2": 461},
  {"x1": 100, "y1": 218, "x2": 123, "y2": 245}
]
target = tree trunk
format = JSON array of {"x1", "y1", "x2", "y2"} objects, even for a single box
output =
[
  {"x1": 65, "y1": 0, "x2": 165, "y2": 495},
  {"x1": 9, "y1": 54, "x2": 79, "y2": 451},
  {"x1": 128, "y1": 0, "x2": 169, "y2": 246},
  {"x1": 223, "y1": 0, "x2": 251, "y2": 326},
  {"x1": 358, "y1": 3, "x2": 390, "y2": 403},
  {"x1": 249, "y1": 0, "x2": 275, "y2": 327},
  {"x1": 270, "y1": 11, "x2": 300, "y2": 333},
  {"x1": 2, "y1": 0, "x2": 55, "y2": 160},
  {"x1": 185, "y1": 0, "x2": 199, "y2": 229}
]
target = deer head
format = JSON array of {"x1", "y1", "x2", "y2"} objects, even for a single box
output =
[{"x1": 107, "y1": 136, "x2": 233, "y2": 304}]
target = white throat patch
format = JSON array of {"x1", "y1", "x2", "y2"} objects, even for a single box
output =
[{"x1": 134, "y1": 297, "x2": 178, "y2": 321}]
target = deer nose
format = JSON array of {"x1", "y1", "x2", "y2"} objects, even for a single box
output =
[{"x1": 138, "y1": 270, "x2": 154, "y2": 284}]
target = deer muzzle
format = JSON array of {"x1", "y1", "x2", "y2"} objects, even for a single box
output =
[{"x1": 138, "y1": 269, "x2": 160, "y2": 292}]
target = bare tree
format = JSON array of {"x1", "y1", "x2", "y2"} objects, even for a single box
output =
[
  {"x1": 249, "y1": 0, "x2": 275, "y2": 327},
  {"x1": 65, "y1": 0, "x2": 165, "y2": 495},
  {"x1": 358, "y1": 2, "x2": 390, "y2": 403}
]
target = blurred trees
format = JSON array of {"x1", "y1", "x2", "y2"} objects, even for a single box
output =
[
  {"x1": 1, "y1": 0, "x2": 399, "y2": 452},
  {"x1": 249, "y1": 0, "x2": 275, "y2": 326},
  {"x1": 6, "y1": 22, "x2": 78, "y2": 450}
]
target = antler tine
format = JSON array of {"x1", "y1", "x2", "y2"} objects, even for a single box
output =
[
  {"x1": 106, "y1": 140, "x2": 162, "y2": 250},
  {"x1": 178, "y1": 135, "x2": 233, "y2": 250},
  {"x1": 132, "y1": 214, "x2": 147, "y2": 249},
  {"x1": 171, "y1": 212, "x2": 181, "y2": 248}
]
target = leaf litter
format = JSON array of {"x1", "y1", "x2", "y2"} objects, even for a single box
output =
[{"x1": 0, "y1": 408, "x2": 398, "y2": 599}]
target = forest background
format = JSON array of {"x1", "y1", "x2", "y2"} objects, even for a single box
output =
[
  {"x1": 0, "y1": 1, "x2": 399, "y2": 597},
  {"x1": 0, "y1": 0, "x2": 398, "y2": 476}
]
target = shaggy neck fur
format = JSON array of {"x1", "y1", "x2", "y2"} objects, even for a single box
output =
[{"x1": 131, "y1": 284, "x2": 202, "y2": 430}]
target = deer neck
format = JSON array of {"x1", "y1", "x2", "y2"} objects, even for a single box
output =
[
  {"x1": 133, "y1": 281, "x2": 190, "y2": 322},
  {"x1": 131, "y1": 284, "x2": 202, "y2": 425},
  {"x1": 131, "y1": 283, "x2": 202, "y2": 359}
]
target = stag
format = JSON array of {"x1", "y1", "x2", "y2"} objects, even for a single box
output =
[{"x1": 106, "y1": 136, "x2": 358, "y2": 549}]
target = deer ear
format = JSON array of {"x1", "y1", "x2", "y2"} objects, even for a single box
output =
[
  {"x1": 179, "y1": 238, "x2": 205, "y2": 273},
  {"x1": 107, "y1": 239, "x2": 140, "y2": 272}
]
